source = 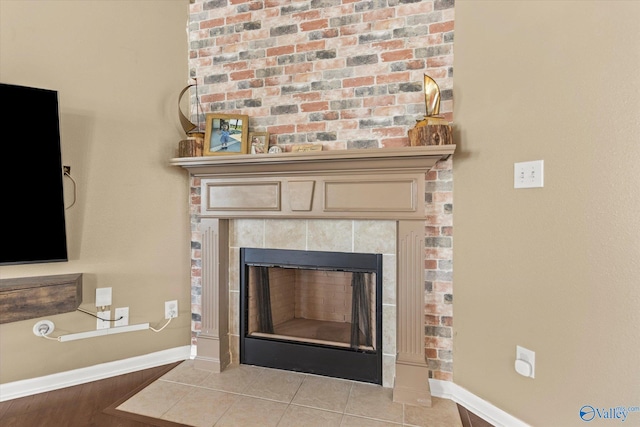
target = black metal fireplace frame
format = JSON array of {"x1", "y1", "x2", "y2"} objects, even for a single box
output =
[{"x1": 239, "y1": 247, "x2": 383, "y2": 384}]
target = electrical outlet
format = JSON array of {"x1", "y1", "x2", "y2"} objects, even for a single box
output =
[
  {"x1": 114, "y1": 307, "x2": 129, "y2": 327},
  {"x1": 514, "y1": 160, "x2": 544, "y2": 189},
  {"x1": 97, "y1": 310, "x2": 111, "y2": 330},
  {"x1": 63, "y1": 165, "x2": 71, "y2": 175},
  {"x1": 515, "y1": 345, "x2": 536, "y2": 378},
  {"x1": 165, "y1": 300, "x2": 178, "y2": 319}
]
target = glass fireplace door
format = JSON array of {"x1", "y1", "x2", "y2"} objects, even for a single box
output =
[{"x1": 240, "y1": 248, "x2": 383, "y2": 384}]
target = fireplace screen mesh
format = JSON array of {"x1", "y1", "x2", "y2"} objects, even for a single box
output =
[{"x1": 247, "y1": 266, "x2": 376, "y2": 351}]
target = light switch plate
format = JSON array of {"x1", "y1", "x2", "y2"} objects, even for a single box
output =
[
  {"x1": 95, "y1": 287, "x2": 112, "y2": 307},
  {"x1": 514, "y1": 160, "x2": 544, "y2": 189}
]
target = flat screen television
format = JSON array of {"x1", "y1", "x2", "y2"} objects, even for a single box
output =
[{"x1": 0, "y1": 83, "x2": 68, "y2": 266}]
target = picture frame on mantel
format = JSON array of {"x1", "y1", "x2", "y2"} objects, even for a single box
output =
[
  {"x1": 249, "y1": 132, "x2": 269, "y2": 154},
  {"x1": 203, "y1": 113, "x2": 249, "y2": 155}
]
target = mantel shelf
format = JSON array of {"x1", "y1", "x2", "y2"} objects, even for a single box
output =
[{"x1": 169, "y1": 145, "x2": 455, "y2": 177}]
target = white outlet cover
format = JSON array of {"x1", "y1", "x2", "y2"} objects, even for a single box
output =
[
  {"x1": 97, "y1": 310, "x2": 111, "y2": 330},
  {"x1": 114, "y1": 307, "x2": 129, "y2": 327},
  {"x1": 165, "y1": 300, "x2": 178, "y2": 319}
]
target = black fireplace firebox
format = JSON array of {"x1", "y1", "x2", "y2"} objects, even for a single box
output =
[{"x1": 240, "y1": 248, "x2": 383, "y2": 384}]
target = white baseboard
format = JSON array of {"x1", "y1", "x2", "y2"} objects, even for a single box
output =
[
  {"x1": 0, "y1": 345, "x2": 191, "y2": 402},
  {"x1": 1, "y1": 347, "x2": 528, "y2": 427},
  {"x1": 430, "y1": 379, "x2": 531, "y2": 427}
]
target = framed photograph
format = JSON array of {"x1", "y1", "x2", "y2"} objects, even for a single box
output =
[
  {"x1": 203, "y1": 113, "x2": 249, "y2": 155},
  {"x1": 249, "y1": 132, "x2": 269, "y2": 154}
]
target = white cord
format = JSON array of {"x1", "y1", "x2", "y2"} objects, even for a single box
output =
[
  {"x1": 39, "y1": 331, "x2": 61, "y2": 342},
  {"x1": 149, "y1": 317, "x2": 172, "y2": 332}
]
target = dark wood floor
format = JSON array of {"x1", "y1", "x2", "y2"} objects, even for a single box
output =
[
  {"x1": 1, "y1": 361, "x2": 494, "y2": 427},
  {"x1": 458, "y1": 404, "x2": 495, "y2": 427},
  {"x1": 0, "y1": 362, "x2": 184, "y2": 427}
]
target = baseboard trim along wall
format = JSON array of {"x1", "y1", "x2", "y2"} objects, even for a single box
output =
[
  {"x1": 430, "y1": 379, "x2": 531, "y2": 427},
  {"x1": 0, "y1": 345, "x2": 191, "y2": 402},
  {"x1": 1, "y1": 346, "x2": 528, "y2": 427}
]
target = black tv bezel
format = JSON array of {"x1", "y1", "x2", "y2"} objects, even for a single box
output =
[{"x1": 0, "y1": 83, "x2": 69, "y2": 266}]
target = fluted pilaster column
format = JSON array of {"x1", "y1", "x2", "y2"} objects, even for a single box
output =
[
  {"x1": 194, "y1": 218, "x2": 231, "y2": 372},
  {"x1": 393, "y1": 219, "x2": 431, "y2": 407}
]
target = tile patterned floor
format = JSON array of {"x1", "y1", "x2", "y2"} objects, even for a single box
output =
[{"x1": 117, "y1": 360, "x2": 463, "y2": 427}]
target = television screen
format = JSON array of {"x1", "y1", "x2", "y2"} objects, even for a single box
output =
[{"x1": 0, "y1": 83, "x2": 68, "y2": 265}]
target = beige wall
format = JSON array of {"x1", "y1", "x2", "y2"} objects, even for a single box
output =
[
  {"x1": 3, "y1": 1, "x2": 639, "y2": 424},
  {"x1": 453, "y1": 1, "x2": 640, "y2": 426},
  {"x1": 0, "y1": 1, "x2": 191, "y2": 383}
]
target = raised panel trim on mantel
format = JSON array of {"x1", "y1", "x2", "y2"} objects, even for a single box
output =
[
  {"x1": 200, "y1": 174, "x2": 423, "y2": 220},
  {"x1": 323, "y1": 178, "x2": 416, "y2": 213},
  {"x1": 204, "y1": 181, "x2": 281, "y2": 211}
]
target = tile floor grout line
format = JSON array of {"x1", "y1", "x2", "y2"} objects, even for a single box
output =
[
  {"x1": 343, "y1": 413, "x2": 404, "y2": 426},
  {"x1": 212, "y1": 393, "x2": 243, "y2": 427},
  {"x1": 288, "y1": 372, "x2": 307, "y2": 405},
  {"x1": 123, "y1": 361, "x2": 466, "y2": 427},
  {"x1": 156, "y1": 382, "x2": 197, "y2": 422},
  {"x1": 275, "y1": 405, "x2": 288, "y2": 426},
  {"x1": 344, "y1": 380, "x2": 355, "y2": 416},
  {"x1": 280, "y1": 369, "x2": 306, "y2": 424},
  {"x1": 166, "y1": 380, "x2": 251, "y2": 399},
  {"x1": 240, "y1": 393, "x2": 298, "y2": 405},
  {"x1": 160, "y1": 374, "x2": 306, "y2": 407},
  {"x1": 403, "y1": 402, "x2": 406, "y2": 425},
  {"x1": 288, "y1": 402, "x2": 346, "y2": 415}
]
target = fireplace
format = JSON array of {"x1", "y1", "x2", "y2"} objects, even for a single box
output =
[
  {"x1": 170, "y1": 146, "x2": 455, "y2": 407},
  {"x1": 240, "y1": 248, "x2": 383, "y2": 384}
]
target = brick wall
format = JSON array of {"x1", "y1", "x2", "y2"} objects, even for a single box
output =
[
  {"x1": 424, "y1": 155, "x2": 453, "y2": 381},
  {"x1": 187, "y1": 0, "x2": 455, "y2": 380},
  {"x1": 188, "y1": 0, "x2": 453, "y2": 149},
  {"x1": 295, "y1": 270, "x2": 352, "y2": 322},
  {"x1": 269, "y1": 268, "x2": 297, "y2": 326}
]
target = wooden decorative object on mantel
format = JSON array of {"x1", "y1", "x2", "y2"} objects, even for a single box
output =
[
  {"x1": 0, "y1": 273, "x2": 83, "y2": 324},
  {"x1": 179, "y1": 133, "x2": 204, "y2": 157},
  {"x1": 408, "y1": 121, "x2": 453, "y2": 146}
]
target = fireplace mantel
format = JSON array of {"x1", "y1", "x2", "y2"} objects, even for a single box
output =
[
  {"x1": 171, "y1": 145, "x2": 455, "y2": 408},
  {"x1": 169, "y1": 145, "x2": 455, "y2": 177}
]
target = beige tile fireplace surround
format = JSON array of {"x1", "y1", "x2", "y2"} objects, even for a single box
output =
[{"x1": 170, "y1": 146, "x2": 455, "y2": 408}]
